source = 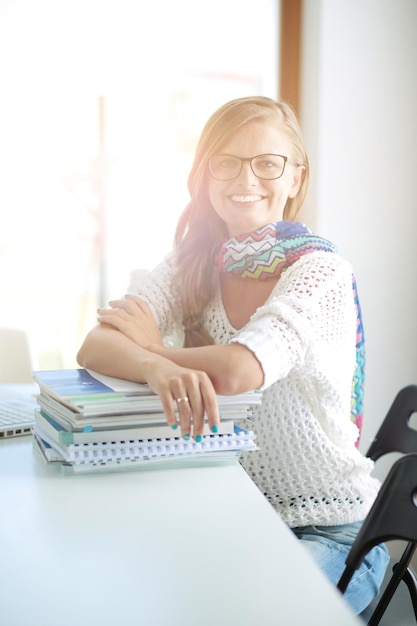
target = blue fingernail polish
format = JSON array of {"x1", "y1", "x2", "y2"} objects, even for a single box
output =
[
  {"x1": 171, "y1": 424, "x2": 178, "y2": 430},
  {"x1": 211, "y1": 424, "x2": 218, "y2": 433},
  {"x1": 195, "y1": 434, "x2": 202, "y2": 443},
  {"x1": 184, "y1": 433, "x2": 190, "y2": 441}
]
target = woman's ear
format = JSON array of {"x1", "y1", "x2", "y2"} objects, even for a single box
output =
[{"x1": 288, "y1": 165, "x2": 306, "y2": 198}]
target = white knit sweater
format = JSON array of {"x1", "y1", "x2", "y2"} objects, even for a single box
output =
[{"x1": 128, "y1": 251, "x2": 380, "y2": 528}]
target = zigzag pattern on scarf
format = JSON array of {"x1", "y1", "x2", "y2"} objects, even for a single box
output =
[
  {"x1": 215, "y1": 221, "x2": 366, "y2": 444},
  {"x1": 218, "y1": 226, "x2": 338, "y2": 281}
]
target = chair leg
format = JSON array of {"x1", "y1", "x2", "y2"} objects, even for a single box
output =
[
  {"x1": 337, "y1": 565, "x2": 355, "y2": 594},
  {"x1": 401, "y1": 564, "x2": 417, "y2": 621},
  {"x1": 368, "y1": 542, "x2": 417, "y2": 626}
]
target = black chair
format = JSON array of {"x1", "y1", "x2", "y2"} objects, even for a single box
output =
[
  {"x1": 366, "y1": 385, "x2": 417, "y2": 461},
  {"x1": 366, "y1": 384, "x2": 417, "y2": 623},
  {"x1": 337, "y1": 453, "x2": 417, "y2": 624},
  {"x1": 337, "y1": 385, "x2": 417, "y2": 625}
]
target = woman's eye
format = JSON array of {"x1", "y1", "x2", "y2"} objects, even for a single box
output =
[
  {"x1": 220, "y1": 159, "x2": 237, "y2": 169},
  {"x1": 258, "y1": 159, "x2": 276, "y2": 169}
]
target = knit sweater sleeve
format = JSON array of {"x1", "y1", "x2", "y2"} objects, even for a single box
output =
[
  {"x1": 231, "y1": 251, "x2": 357, "y2": 390},
  {"x1": 126, "y1": 254, "x2": 184, "y2": 347}
]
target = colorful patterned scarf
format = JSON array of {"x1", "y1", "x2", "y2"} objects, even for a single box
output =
[{"x1": 215, "y1": 221, "x2": 365, "y2": 443}]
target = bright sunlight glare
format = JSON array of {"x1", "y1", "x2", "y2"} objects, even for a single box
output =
[{"x1": 0, "y1": 0, "x2": 278, "y2": 368}]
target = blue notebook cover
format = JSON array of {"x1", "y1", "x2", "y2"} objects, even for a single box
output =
[
  {"x1": 34, "y1": 368, "x2": 128, "y2": 399},
  {"x1": 33, "y1": 369, "x2": 154, "y2": 413}
]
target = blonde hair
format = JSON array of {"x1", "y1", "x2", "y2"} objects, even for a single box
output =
[{"x1": 174, "y1": 96, "x2": 309, "y2": 347}]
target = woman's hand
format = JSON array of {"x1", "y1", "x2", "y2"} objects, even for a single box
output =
[
  {"x1": 95, "y1": 301, "x2": 220, "y2": 438},
  {"x1": 97, "y1": 295, "x2": 163, "y2": 349},
  {"x1": 142, "y1": 360, "x2": 220, "y2": 440}
]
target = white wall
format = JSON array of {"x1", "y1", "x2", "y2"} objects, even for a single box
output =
[{"x1": 300, "y1": 0, "x2": 417, "y2": 473}]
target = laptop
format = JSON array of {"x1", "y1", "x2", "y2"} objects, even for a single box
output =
[{"x1": 0, "y1": 384, "x2": 38, "y2": 439}]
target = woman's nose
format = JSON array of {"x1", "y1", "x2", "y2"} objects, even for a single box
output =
[{"x1": 236, "y1": 161, "x2": 258, "y2": 184}]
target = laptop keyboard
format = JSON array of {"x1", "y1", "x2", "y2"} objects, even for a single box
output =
[
  {"x1": 0, "y1": 407, "x2": 34, "y2": 424},
  {"x1": 0, "y1": 399, "x2": 36, "y2": 437}
]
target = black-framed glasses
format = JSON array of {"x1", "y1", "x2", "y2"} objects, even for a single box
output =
[{"x1": 208, "y1": 153, "x2": 299, "y2": 181}]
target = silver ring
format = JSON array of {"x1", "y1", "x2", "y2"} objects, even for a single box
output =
[{"x1": 176, "y1": 396, "x2": 189, "y2": 404}]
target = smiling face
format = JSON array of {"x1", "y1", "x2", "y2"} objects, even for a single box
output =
[{"x1": 208, "y1": 121, "x2": 305, "y2": 237}]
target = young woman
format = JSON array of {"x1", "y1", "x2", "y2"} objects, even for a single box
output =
[{"x1": 77, "y1": 96, "x2": 389, "y2": 614}]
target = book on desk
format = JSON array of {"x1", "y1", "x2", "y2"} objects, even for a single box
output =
[{"x1": 32, "y1": 368, "x2": 260, "y2": 474}]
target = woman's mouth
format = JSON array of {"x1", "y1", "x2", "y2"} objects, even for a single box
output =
[{"x1": 229, "y1": 194, "x2": 263, "y2": 203}]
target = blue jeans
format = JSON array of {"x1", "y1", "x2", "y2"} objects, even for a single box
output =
[{"x1": 293, "y1": 521, "x2": 390, "y2": 615}]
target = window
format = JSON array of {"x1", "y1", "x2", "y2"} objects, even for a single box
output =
[{"x1": 0, "y1": 0, "x2": 278, "y2": 368}]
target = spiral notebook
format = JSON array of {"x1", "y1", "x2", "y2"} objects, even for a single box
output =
[{"x1": 34, "y1": 425, "x2": 257, "y2": 474}]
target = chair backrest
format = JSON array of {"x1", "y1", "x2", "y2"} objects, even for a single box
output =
[
  {"x1": 344, "y1": 453, "x2": 417, "y2": 570},
  {"x1": 0, "y1": 327, "x2": 33, "y2": 383},
  {"x1": 366, "y1": 385, "x2": 417, "y2": 461}
]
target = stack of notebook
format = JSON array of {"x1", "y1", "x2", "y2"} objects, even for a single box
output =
[{"x1": 32, "y1": 368, "x2": 260, "y2": 474}]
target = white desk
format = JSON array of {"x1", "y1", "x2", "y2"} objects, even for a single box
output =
[{"x1": 1, "y1": 425, "x2": 361, "y2": 625}]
